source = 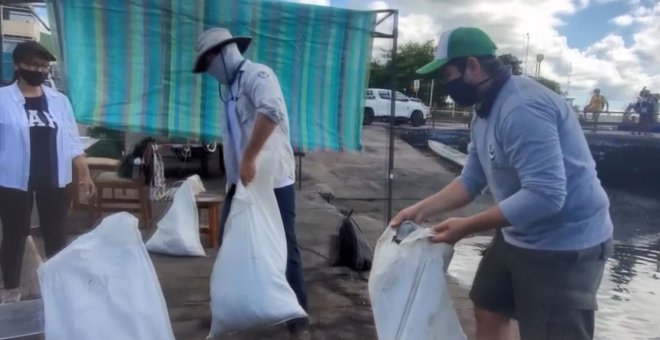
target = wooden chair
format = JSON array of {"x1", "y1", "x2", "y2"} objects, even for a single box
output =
[
  {"x1": 70, "y1": 157, "x2": 118, "y2": 211},
  {"x1": 89, "y1": 154, "x2": 153, "y2": 229}
]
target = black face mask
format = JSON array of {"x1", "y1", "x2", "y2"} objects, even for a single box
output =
[
  {"x1": 18, "y1": 68, "x2": 48, "y2": 87},
  {"x1": 444, "y1": 69, "x2": 493, "y2": 107}
]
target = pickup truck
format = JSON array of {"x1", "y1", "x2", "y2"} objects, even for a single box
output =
[{"x1": 363, "y1": 88, "x2": 431, "y2": 127}]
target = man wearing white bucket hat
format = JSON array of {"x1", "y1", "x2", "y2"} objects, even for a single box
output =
[
  {"x1": 193, "y1": 28, "x2": 309, "y2": 339},
  {"x1": 391, "y1": 27, "x2": 613, "y2": 340}
]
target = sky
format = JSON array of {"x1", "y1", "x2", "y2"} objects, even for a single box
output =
[{"x1": 289, "y1": 0, "x2": 660, "y2": 110}]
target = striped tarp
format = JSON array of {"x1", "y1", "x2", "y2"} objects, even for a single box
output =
[{"x1": 52, "y1": 0, "x2": 376, "y2": 151}]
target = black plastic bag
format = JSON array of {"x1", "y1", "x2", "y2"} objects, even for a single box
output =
[
  {"x1": 331, "y1": 209, "x2": 373, "y2": 272},
  {"x1": 117, "y1": 137, "x2": 156, "y2": 181}
]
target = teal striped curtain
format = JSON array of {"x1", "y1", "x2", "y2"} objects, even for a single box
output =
[{"x1": 51, "y1": 0, "x2": 376, "y2": 151}]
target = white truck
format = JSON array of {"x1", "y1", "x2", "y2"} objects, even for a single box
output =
[{"x1": 363, "y1": 88, "x2": 431, "y2": 127}]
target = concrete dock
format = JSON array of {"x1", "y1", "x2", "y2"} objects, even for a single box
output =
[
  {"x1": 1, "y1": 125, "x2": 491, "y2": 339},
  {"x1": 6, "y1": 124, "x2": 659, "y2": 339}
]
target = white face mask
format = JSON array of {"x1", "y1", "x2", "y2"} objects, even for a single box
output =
[
  {"x1": 206, "y1": 43, "x2": 244, "y2": 85},
  {"x1": 207, "y1": 54, "x2": 230, "y2": 84}
]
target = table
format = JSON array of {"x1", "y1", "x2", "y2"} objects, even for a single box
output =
[{"x1": 196, "y1": 194, "x2": 224, "y2": 248}]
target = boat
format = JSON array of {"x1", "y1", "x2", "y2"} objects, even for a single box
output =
[{"x1": 428, "y1": 140, "x2": 466, "y2": 167}]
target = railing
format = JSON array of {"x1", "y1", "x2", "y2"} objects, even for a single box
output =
[{"x1": 426, "y1": 108, "x2": 659, "y2": 130}]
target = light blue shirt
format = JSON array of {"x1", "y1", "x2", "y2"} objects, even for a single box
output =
[
  {"x1": 459, "y1": 76, "x2": 613, "y2": 251},
  {"x1": 220, "y1": 60, "x2": 296, "y2": 189}
]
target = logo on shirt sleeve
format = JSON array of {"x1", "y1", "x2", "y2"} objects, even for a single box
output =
[{"x1": 488, "y1": 143, "x2": 496, "y2": 161}]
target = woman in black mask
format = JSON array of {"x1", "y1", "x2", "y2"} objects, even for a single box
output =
[{"x1": 0, "y1": 41, "x2": 95, "y2": 304}]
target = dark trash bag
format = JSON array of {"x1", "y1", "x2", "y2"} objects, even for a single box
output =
[
  {"x1": 117, "y1": 137, "x2": 156, "y2": 182},
  {"x1": 331, "y1": 209, "x2": 373, "y2": 272}
]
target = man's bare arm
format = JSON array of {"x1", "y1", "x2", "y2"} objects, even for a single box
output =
[{"x1": 243, "y1": 113, "x2": 277, "y2": 162}]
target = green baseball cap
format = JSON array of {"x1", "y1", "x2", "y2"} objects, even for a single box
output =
[{"x1": 416, "y1": 27, "x2": 497, "y2": 75}]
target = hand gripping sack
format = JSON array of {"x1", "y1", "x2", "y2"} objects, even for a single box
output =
[
  {"x1": 146, "y1": 175, "x2": 207, "y2": 256},
  {"x1": 209, "y1": 153, "x2": 306, "y2": 336},
  {"x1": 368, "y1": 222, "x2": 466, "y2": 340},
  {"x1": 37, "y1": 213, "x2": 175, "y2": 340}
]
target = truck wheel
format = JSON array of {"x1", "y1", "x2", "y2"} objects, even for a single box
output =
[
  {"x1": 363, "y1": 108, "x2": 375, "y2": 126},
  {"x1": 410, "y1": 111, "x2": 424, "y2": 127}
]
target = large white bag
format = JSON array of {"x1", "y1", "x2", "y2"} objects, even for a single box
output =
[
  {"x1": 368, "y1": 222, "x2": 466, "y2": 340},
  {"x1": 146, "y1": 174, "x2": 206, "y2": 256},
  {"x1": 37, "y1": 212, "x2": 175, "y2": 340},
  {"x1": 209, "y1": 153, "x2": 306, "y2": 337}
]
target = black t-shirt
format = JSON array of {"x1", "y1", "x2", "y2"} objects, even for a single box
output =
[{"x1": 25, "y1": 96, "x2": 59, "y2": 189}]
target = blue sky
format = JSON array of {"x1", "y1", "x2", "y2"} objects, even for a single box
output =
[
  {"x1": 330, "y1": 0, "x2": 348, "y2": 7},
  {"x1": 559, "y1": 1, "x2": 631, "y2": 49}
]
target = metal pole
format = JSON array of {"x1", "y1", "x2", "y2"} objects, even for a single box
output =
[
  {"x1": 524, "y1": 33, "x2": 529, "y2": 76},
  {"x1": 429, "y1": 79, "x2": 435, "y2": 128},
  {"x1": 386, "y1": 10, "x2": 398, "y2": 223},
  {"x1": 429, "y1": 79, "x2": 434, "y2": 107},
  {"x1": 566, "y1": 62, "x2": 572, "y2": 98},
  {"x1": 0, "y1": 5, "x2": 4, "y2": 86}
]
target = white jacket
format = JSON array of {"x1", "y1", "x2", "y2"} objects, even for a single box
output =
[{"x1": 0, "y1": 82, "x2": 84, "y2": 191}]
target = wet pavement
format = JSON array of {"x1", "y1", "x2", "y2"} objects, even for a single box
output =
[{"x1": 2, "y1": 124, "x2": 659, "y2": 339}]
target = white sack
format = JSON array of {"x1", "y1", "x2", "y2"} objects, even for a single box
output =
[
  {"x1": 368, "y1": 222, "x2": 466, "y2": 340},
  {"x1": 146, "y1": 174, "x2": 206, "y2": 256},
  {"x1": 209, "y1": 152, "x2": 306, "y2": 337},
  {"x1": 37, "y1": 212, "x2": 175, "y2": 340}
]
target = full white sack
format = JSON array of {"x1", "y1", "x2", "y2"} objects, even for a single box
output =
[
  {"x1": 37, "y1": 212, "x2": 175, "y2": 340},
  {"x1": 146, "y1": 174, "x2": 206, "y2": 256},
  {"x1": 209, "y1": 152, "x2": 306, "y2": 337}
]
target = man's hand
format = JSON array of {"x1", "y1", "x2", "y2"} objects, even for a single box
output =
[
  {"x1": 240, "y1": 156, "x2": 257, "y2": 186},
  {"x1": 388, "y1": 205, "x2": 424, "y2": 228},
  {"x1": 429, "y1": 217, "x2": 471, "y2": 244}
]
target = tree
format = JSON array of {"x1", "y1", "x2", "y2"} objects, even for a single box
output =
[
  {"x1": 368, "y1": 61, "x2": 387, "y2": 89},
  {"x1": 497, "y1": 54, "x2": 562, "y2": 95},
  {"x1": 368, "y1": 41, "x2": 448, "y2": 107},
  {"x1": 536, "y1": 77, "x2": 562, "y2": 94},
  {"x1": 498, "y1": 54, "x2": 523, "y2": 76}
]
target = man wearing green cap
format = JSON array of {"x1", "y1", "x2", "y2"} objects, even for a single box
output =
[{"x1": 390, "y1": 27, "x2": 612, "y2": 340}]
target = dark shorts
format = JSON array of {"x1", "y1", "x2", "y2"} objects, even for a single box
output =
[
  {"x1": 469, "y1": 232, "x2": 612, "y2": 340},
  {"x1": 639, "y1": 114, "x2": 654, "y2": 124}
]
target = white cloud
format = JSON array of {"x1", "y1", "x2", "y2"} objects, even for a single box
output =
[
  {"x1": 375, "y1": 0, "x2": 660, "y2": 108},
  {"x1": 612, "y1": 14, "x2": 634, "y2": 26},
  {"x1": 284, "y1": 0, "x2": 660, "y2": 108}
]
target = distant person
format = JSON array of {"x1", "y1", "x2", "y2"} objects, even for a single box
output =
[
  {"x1": 632, "y1": 88, "x2": 655, "y2": 135},
  {"x1": 0, "y1": 41, "x2": 95, "y2": 304},
  {"x1": 584, "y1": 88, "x2": 608, "y2": 131},
  {"x1": 192, "y1": 28, "x2": 309, "y2": 339},
  {"x1": 390, "y1": 27, "x2": 612, "y2": 340},
  {"x1": 634, "y1": 89, "x2": 656, "y2": 135}
]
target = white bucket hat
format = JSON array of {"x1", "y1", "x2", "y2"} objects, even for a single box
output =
[{"x1": 192, "y1": 27, "x2": 252, "y2": 73}]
